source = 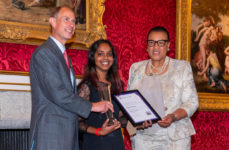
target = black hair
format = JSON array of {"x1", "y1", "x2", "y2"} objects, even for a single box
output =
[
  {"x1": 147, "y1": 26, "x2": 170, "y2": 41},
  {"x1": 79, "y1": 39, "x2": 123, "y2": 94}
]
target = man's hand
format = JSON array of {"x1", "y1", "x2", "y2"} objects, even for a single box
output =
[{"x1": 91, "y1": 100, "x2": 114, "y2": 113}]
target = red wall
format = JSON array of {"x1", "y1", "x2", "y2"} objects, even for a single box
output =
[
  {"x1": 0, "y1": 0, "x2": 228, "y2": 149},
  {"x1": 103, "y1": 1, "x2": 229, "y2": 149},
  {"x1": 103, "y1": 0, "x2": 176, "y2": 84}
]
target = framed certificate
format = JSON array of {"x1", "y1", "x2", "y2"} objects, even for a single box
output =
[{"x1": 113, "y1": 90, "x2": 161, "y2": 126}]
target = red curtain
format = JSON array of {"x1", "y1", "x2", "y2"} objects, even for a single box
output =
[{"x1": 0, "y1": 0, "x2": 228, "y2": 149}]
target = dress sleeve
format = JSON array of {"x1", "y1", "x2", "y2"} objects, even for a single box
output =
[
  {"x1": 127, "y1": 64, "x2": 135, "y2": 90},
  {"x1": 118, "y1": 111, "x2": 128, "y2": 128},
  {"x1": 78, "y1": 83, "x2": 90, "y2": 132},
  {"x1": 180, "y1": 62, "x2": 199, "y2": 117}
]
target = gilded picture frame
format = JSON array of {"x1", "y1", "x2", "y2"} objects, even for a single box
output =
[
  {"x1": 0, "y1": 0, "x2": 106, "y2": 49},
  {"x1": 176, "y1": 0, "x2": 229, "y2": 111}
]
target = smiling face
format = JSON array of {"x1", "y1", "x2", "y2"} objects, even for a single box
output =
[
  {"x1": 94, "y1": 43, "x2": 114, "y2": 75},
  {"x1": 49, "y1": 7, "x2": 76, "y2": 45},
  {"x1": 147, "y1": 31, "x2": 170, "y2": 65}
]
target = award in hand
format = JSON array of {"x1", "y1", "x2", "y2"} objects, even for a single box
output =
[
  {"x1": 98, "y1": 82, "x2": 115, "y2": 126},
  {"x1": 113, "y1": 90, "x2": 161, "y2": 126}
]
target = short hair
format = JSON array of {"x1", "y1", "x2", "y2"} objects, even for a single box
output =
[
  {"x1": 147, "y1": 26, "x2": 170, "y2": 41},
  {"x1": 50, "y1": 5, "x2": 74, "y2": 18}
]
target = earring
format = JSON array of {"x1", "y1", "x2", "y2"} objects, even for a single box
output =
[{"x1": 168, "y1": 48, "x2": 170, "y2": 51}]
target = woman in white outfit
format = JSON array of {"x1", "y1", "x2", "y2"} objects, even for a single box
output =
[{"x1": 127, "y1": 26, "x2": 199, "y2": 150}]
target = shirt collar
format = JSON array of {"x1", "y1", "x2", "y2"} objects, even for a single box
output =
[{"x1": 50, "y1": 36, "x2": 66, "y2": 54}]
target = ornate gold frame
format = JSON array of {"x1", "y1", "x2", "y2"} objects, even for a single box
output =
[
  {"x1": 176, "y1": 0, "x2": 229, "y2": 111},
  {"x1": 0, "y1": 0, "x2": 107, "y2": 49}
]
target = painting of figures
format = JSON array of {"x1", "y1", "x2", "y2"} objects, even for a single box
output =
[
  {"x1": 0, "y1": 0, "x2": 86, "y2": 30},
  {"x1": 191, "y1": 0, "x2": 229, "y2": 93}
]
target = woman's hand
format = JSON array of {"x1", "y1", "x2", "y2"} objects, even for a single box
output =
[
  {"x1": 197, "y1": 71, "x2": 202, "y2": 76},
  {"x1": 157, "y1": 114, "x2": 175, "y2": 128},
  {"x1": 98, "y1": 119, "x2": 121, "y2": 136},
  {"x1": 136, "y1": 120, "x2": 153, "y2": 130}
]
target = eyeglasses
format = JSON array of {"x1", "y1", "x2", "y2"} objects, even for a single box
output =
[{"x1": 147, "y1": 40, "x2": 169, "y2": 47}]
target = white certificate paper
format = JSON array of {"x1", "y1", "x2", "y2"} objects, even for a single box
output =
[{"x1": 113, "y1": 90, "x2": 161, "y2": 125}]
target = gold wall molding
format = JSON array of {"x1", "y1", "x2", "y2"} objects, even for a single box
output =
[{"x1": 0, "y1": 0, "x2": 107, "y2": 49}]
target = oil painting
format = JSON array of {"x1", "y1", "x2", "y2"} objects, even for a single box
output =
[
  {"x1": 0, "y1": 0, "x2": 86, "y2": 29},
  {"x1": 0, "y1": 0, "x2": 106, "y2": 49},
  {"x1": 191, "y1": 0, "x2": 229, "y2": 94},
  {"x1": 176, "y1": 0, "x2": 229, "y2": 110}
]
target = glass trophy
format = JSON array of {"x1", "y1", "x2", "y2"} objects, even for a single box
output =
[{"x1": 97, "y1": 82, "x2": 115, "y2": 126}]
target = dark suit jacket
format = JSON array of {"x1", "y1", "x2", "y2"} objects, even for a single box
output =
[{"x1": 29, "y1": 37, "x2": 92, "y2": 150}]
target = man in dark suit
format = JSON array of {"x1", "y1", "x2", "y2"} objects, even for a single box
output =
[{"x1": 29, "y1": 6, "x2": 113, "y2": 150}]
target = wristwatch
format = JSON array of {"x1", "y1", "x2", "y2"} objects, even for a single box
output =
[{"x1": 171, "y1": 113, "x2": 177, "y2": 122}]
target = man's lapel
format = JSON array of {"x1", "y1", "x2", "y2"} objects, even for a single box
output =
[{"x1": 46, "y1": 37, "x2": 72, "y2": 86}]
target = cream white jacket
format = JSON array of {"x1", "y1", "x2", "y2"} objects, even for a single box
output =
[{"x1": 127, "y1": 58, "x2": 199, "y2": 140}]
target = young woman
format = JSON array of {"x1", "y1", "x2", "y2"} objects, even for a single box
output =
[{"x1": 78, "y1": 39, "x2": 127, "y2": 150}]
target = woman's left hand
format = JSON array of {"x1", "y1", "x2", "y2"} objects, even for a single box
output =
[
  {"x1": 157, "y1": 114, "x2": 175, "y2": 128},
  {"x1": 99, "y1": 119, "x2": 121, "y2": 136},
  {"x1": 136, "y1": 120, "x2": 153, "y2": 130}
]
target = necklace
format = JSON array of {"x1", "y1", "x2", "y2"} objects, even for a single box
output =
[{"x1": 148, "y1": 57, "x2": 170, "y2": 76}]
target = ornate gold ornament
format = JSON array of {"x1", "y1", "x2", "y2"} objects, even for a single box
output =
[{"x1": 0, "y1": 0, "x2": 107, "y2": 49}]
